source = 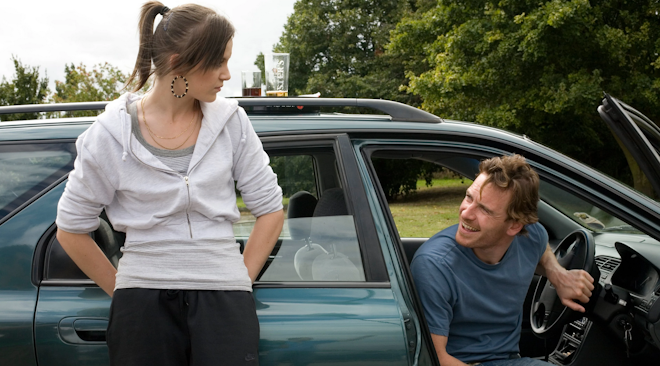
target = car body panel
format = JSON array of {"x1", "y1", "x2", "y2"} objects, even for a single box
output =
[
  {"x1": 0, "y1": 177, "x2": 65, "y2": 365},
  {"x1": 255, "y1": 287, "x2": 409, "y2": 365},
  {"x1": 34, "y1": 286, "x2": 410, "y2": 366},
  {"x1": 34, "y1": 286, "x2": 110, "y2": 366}
]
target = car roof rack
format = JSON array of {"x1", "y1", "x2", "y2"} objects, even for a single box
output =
[
  {"x1": 0, "y1": 102, "x2": 109, "y2": 115},
  {"x1": 0, "y1": 98, "x2": 442, "y2": 123}
]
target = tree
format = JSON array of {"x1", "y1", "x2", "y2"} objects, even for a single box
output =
[
  {"x1": 0, "y1": 56, "x2": 49, "y2": 121},
  {"x1": 50, "y1": 62, "x2": 132, "y2": 117},
  {"x1": 264, "y1": 0, "x2": 419, "y2": 104},
  {"x1": 390, "y1": 0, "x2": 660, "y2": 195},
  {"x1": 254, "y1": 52, "x2": 266, "y2": 85},
  {"x1": 270, "y1": 155, "x2": 317, "y2": 197},
  {"x1": 372, "y1": 158, "x2": 441, "y2": 199}
]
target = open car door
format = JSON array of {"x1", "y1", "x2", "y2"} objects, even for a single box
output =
[{"x1": 598, "y1": 94, "x2": 660, "y2": 197}]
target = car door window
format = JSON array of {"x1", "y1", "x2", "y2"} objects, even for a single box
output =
[
  {"x1": 368, "y1": 154, "x2": 473, "y2": 240},
  {"x1": 41, "y1": 216, "x2": 125, "y2": 282},
  {"x1": 235, "y1": 147, "x2": 366, "y2": 282},
  {"x1": 0, "y1": 142, "x2": 75, "y2": 221}
]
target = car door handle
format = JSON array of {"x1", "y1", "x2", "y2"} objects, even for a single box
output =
[{"x1": 58, "y1": 317, "x2": 108, "y2": 344}]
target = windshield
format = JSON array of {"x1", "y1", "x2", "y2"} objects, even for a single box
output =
[{"x1": 539, "y1": 181, "x2": 643, "y2": 234}]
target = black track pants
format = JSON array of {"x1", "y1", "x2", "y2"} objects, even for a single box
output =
[{"x1": 107, "y1": 289, "x2": 260, "y2": 366}]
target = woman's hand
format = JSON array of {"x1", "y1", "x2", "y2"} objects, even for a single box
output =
[
  {"x1": 56, "y1": 228, "x2": 117, "y2": 297},
  {"x1": 242, "y1": 210, "x2": 284, "y2": 283}
]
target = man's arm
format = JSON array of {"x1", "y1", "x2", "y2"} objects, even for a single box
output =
[
  {"x1": 536, "y1": 244, "x2": 594, "y2": 312},
  {"x1": 431, "y1": 334, "x2": 469, "y2": 366}
]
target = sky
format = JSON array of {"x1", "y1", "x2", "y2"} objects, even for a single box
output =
[{"x1": 0, "y1": 0, "x2": 298, "y2": 98}]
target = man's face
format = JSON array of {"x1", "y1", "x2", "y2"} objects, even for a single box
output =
[{"x1": 455, "y1": 173, "x2": 522, "y2": 251}]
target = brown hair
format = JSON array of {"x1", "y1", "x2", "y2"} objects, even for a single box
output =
[
  {"x1": 478, "y1": 154, "x2": 540, "y2": 235},
  {"x1": 126, "y1": 1, "x2": 235, "y2": 91}
]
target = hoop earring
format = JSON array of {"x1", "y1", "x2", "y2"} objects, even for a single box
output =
[{"x1": 171, "y1": 76, "x2": 188, "y2": 98}]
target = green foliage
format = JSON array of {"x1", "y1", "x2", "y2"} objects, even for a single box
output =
[
  {"x1": 267, "y1": 0, "x2": 419, "y2": 104},
  {"x1": 372, "y1": 158, "x2": 442, "y2": 199},
  {"x1": 0, "y1": 56, "x2": 49, "y2": 121},
  {"x1": 50, "y1": 62, "x2": 131, "y2": 117},
  {"x1": 270, "y1": 155, "x2": 317, "y2": 197},
  {"x1": 390, "y1": 0, "x2": 660, "y2": 186},
  {"x1": 254, "y1": 52, "x2": 266, "y2": 84}
]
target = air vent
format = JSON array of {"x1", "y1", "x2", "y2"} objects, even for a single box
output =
[{"x1": 595, "y1": 256, "x2": 621, "y2": 273}]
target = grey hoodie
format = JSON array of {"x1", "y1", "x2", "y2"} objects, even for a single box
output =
[{"x1": 56, "y1": 93, "x2": 283, "y2": 291}]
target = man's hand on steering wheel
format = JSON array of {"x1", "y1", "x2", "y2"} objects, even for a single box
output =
[
  {"x1": 537, "y1": 245, "x2": 595, "y2": 312},
  {"x1": 548, "y1": 267, "x2": 595, "y2": 312},
  {"x1": 532, "y1": 229, "x2": 599, "y2": 337}
]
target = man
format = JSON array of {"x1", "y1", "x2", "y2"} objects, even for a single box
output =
[{"x1": 411, "y1": 155, "x2": 594, "y2": 366}]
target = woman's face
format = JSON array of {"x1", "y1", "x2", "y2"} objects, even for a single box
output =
[{"x1": 186, "y1": 38, "x2": 233, "y2": 103}]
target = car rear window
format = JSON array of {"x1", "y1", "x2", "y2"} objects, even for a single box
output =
[{"x1": 0, "y1": 142, "x2": 76, "y2": 221}]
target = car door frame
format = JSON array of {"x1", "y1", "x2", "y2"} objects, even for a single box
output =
[{"x1": 598, "y1": 93, "x2": 660, "y2": 196}]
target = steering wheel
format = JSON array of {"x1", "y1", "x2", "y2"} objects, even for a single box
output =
[{"x1": 531, "y1": 228, "x2": 597, "y2": 337}]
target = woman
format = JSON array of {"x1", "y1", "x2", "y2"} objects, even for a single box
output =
[{"x1": 55, "y1": 2, "x2": 284, "y2": 365}]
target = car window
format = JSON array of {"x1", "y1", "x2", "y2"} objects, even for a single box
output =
[
  {"x1": 369, "y1": 156, "x2": 472, "y2": 239},
  {"x1": 369, "y1": 149, "x2": 647, "y2": 239},
  {"x1": 0, "y1": 143, "x2": 75, "y2": 221},
  {"x1": 41, "y1": 147, "x2": 367, "y2": 284},
  {"x1": 43, "y1": 216, "x2": 124, "y2": 281},
  {"x1": 539, "y1": 180, "x2": 642, "y2": 234},
  {"x1": 235, "y1": 149, "x2": 366, "y2": 282}
]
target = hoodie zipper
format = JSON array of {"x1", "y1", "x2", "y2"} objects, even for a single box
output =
[
  {"x1": 126, "y1": 119, "x2": 195, "y2": 239},
  {"x1": 184, "y1": 176, "x2": 193, "y2": 238}
]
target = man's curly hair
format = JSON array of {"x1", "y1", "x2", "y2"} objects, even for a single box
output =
[{"x1": 479, "y1": 154, "x2": 540, "y2": 235}]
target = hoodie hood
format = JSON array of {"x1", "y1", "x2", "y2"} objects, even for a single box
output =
[{"x1": 97, "y1": 92, "x2": 239, "y2": 164}]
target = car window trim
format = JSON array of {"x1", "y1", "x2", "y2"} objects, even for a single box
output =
[
  {"x1": 32, "y1": 222, "x2": 58, "y2": 286},
  {"x1": 336, "y1": 134, "x2": 389, "y2": 282}
]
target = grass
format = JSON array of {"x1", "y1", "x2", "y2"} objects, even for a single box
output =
[
  {"x1": 388, "y1": 178, "x2": 471, "y2": 238},
  {"x1": 236, "y1": 196, "x2": 289, "y2": 211}
]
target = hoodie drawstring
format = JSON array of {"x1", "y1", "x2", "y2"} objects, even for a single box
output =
[{"x1": 121, "y1": 107, "x2": 129, "y2": 162}]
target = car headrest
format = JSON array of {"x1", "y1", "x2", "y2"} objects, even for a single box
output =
[
  {"x1": 287, "y1": 191, "x2": 318, "y2": 240},
  {"x1": 312, "y1": 188, "x2": 347, "y2": 217},
  {"x1": 287, "y1": 191, "x2": 318, "y2": 219}
]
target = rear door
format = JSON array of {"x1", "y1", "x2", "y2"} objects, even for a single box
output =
[{"x1": 244, "y1": 134, "x2": 416, "y2": 365}]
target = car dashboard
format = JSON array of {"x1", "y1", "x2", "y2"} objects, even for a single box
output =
[
  {"x1": 548, "y1": 235, "x2": 660, "y2": 365},
  {"x1": 600, "y1": 241, "x2": 660, "y2": 333}
]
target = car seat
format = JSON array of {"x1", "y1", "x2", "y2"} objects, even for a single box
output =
[
  {"x1": 260, "y1": 191, "x2": 319, "y2": 281},
  {"x1": 287, "y1": 191, "x2": 318, "y2": 240},
  {"x1": 294, "y1": 188, "x2": 364, "y2": 281}
]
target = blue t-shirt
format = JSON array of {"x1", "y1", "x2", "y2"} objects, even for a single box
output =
[{"x1": 411, "y1": 223, "x2": 548, "y2": 363}]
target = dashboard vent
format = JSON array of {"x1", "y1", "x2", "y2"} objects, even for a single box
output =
[{"x1": 595, "y1": 256, "x2": 621, "y2": 273}]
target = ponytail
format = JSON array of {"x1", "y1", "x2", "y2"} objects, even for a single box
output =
[{"x1": 125, "y1": 1, "x2": 169, "y2": 91}]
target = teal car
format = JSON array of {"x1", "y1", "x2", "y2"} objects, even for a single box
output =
[{"x1": 0, "y1": 95, "x2": 659, "y2": 365}]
